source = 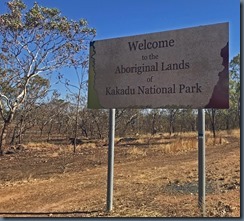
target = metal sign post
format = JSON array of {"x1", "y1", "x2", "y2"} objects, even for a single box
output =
[
  {"x1": 107, "y1": 108, "x2": 115, "y2": 212},
  {"x1": 198, "y1": 109, "x2": 206, "y2": 217}
]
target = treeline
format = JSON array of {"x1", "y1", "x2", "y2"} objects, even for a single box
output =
[{"x1": 3, "y1": 101, "x2": 240, "y2": 146}]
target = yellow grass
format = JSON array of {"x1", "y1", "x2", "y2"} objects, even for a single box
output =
[
  {"x1": 26, "y1": 142, "x2": 58, "y2": 150},
  {"x1": 119, "y1": 129, "x2": 239, "y2": 156},
  {"x1": 127, "y1": 147, "x2": 147, "y2": 156},
  {"x1": 23, "y1": 129, "x2": 238, "y2": 156}
]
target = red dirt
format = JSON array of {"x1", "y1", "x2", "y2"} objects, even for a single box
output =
[{"x1": 0, "y1": 134, "x2": 240, "y2": 217}]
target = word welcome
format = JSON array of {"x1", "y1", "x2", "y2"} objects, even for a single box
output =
[{"x1": 128, "y1": 39, "x2": 175, "y2": 51}]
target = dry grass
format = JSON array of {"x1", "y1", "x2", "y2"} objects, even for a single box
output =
[
  {"x1": 206, "y1": 137, "x2": 229, "y2": 146},
  {"x1": 26, "y1": 142, "x2": 55, "y2": 149},
  {"x1": 127, "y1": 147, "x2": 147, "y2": 156},
  {"x1": 118, "y1": 129, "x2": 239, "y2": 156},
  {"x1": 81, "y1": 142, "x2": 97, "y2": 149},
  {"x1": 172, "y1": 137, "x2": 197, "y2": 152},
  {"x1": 23, "y1": 129, "x2": 239, "y2": 157},
  {"x1": 148, "y1": 137, "x2": 197, "y2": 154},
  {"x1": 226, "y1": 129, "x2": 240, "y2": 138}
]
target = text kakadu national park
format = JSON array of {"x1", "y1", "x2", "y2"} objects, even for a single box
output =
[{"x1": 106, "y1": 38, "x2": 201, "y2": 96}]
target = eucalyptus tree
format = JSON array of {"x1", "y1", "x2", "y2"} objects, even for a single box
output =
[
  {"x1": 10, "y1": 75, "x2": 50, "y2": 145},
  {"x1": 162, "y1": 109, "x2": 179, "y2": 136},
  {"x1": 0, "y1": 0, "x2": 96, "y2": 154},
  {"x1": 114, "y1": 109, "x2": 139, "y2": 136},
  {"x1": 229, "y1": 54, "x2": 240, "y2": 128},
  {"x1": 58, "y1": 66, "x2": 88, "y2": 153}
]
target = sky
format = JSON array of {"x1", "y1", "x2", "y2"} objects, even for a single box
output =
[
  {"x1": 0, "y1": 0, "x2": 239, "y2": 57},
  {"x1": 0, "y1": 0, "x2": 241, "y2": 99}
]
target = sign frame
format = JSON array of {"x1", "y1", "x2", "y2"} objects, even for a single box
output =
[{"x1": 88, "y1": 22, "x2": 229, "y2": 109}]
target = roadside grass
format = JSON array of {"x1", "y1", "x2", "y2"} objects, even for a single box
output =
[{"x1": 22, "y1": 129, "x2": 239, "y2": 157}]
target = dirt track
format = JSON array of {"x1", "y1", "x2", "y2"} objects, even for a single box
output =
[{"x1": 0, "y1": 134, "x2": 240, "y2": 217}]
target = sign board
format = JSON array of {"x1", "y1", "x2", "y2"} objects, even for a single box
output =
[{"x1": 88, "y1": 22, "x2": 229, "y2": 109}]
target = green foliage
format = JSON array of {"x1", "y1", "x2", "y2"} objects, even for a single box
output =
[
  {"x1": 0, "y1": 0, "x2": 96, "y2": 73},
  {"x1": 0, "y1": 0, "x2": 96, "y2": 112},
  {"x1": 229, "y1": 54, "x2": 240, "y2": 100},
  {"x1": 228, "y1": 54, "x2": 240, "y2": 115}
]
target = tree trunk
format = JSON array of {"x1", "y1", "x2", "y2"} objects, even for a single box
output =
[
  {"x1": 225, "y1": 115, "x2": 229, "y2": 130},
  {"x1": 169, "y1": 117, "x2": 174, "y2": 137},
  {"x1": 211, "y1": 109, "x2": 216, "y2": 138},
  {"x1": 91, "y1": 113, "x2": 102, "y2": 139},
  {"x1": 151, "y1": 113, "x2": 157, "y2": 136},
  {"x1": 10, "y1": 126, "x2": 17, "y2": 145},
  {"x1": 47, "y1": 122, "x2": 53, "y2": 142},
  {"x1": 168, "y1": 109, "x2": 177, "y2": 137},
  {"x1": 238, "y1": 96, "x2": 240, "y2": 128},
  {"x1": 0, "y1": 121, "x2": 10, "y2": 155},
  {"x1": 0, "y1": 109, "x2": 16, "y2": 155},
  {"x1": 18, "y1": 117, "x2": 24, "y2": 144}
]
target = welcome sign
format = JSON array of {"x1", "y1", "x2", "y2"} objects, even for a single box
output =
[{"x1": 88, "y1": 22, "x2": 229, "y2": 109}]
